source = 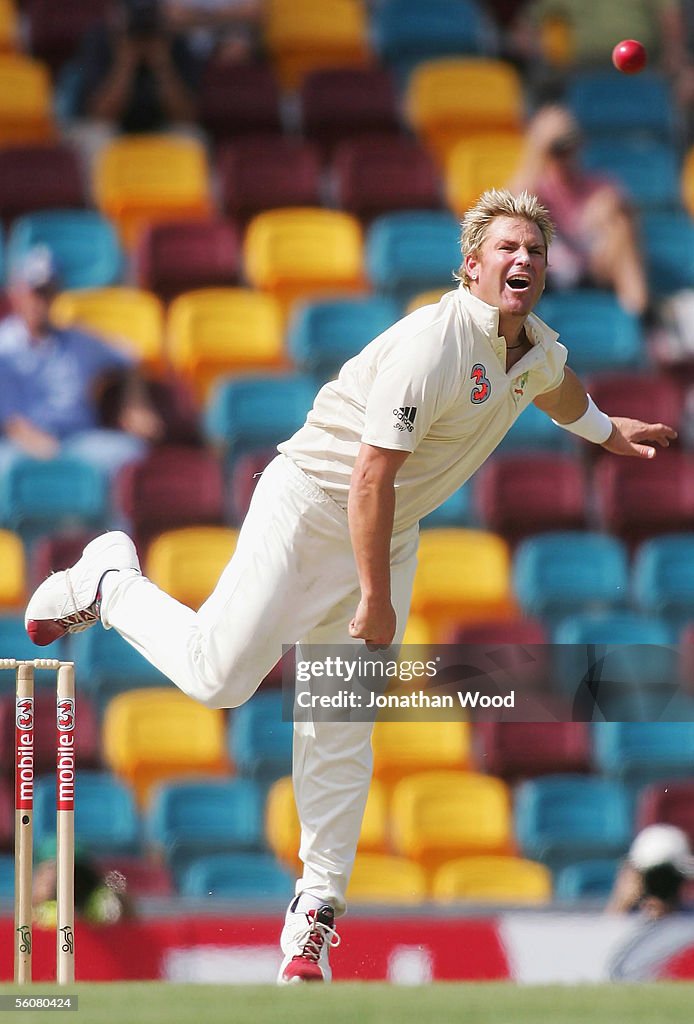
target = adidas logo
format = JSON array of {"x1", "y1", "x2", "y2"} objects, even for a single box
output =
[{"x1": 393, "y1": 406, "x2": 417, "y2": 432}]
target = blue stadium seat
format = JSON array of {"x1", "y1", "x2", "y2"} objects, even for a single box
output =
[
  {"x1": 372, "y1": 0, "x2": 497, "y2": 81},
  {"x1": 567, "y1": 71, "x2": 677, "y2": 144},
  {"x1": 147, "y1": 778, "x2": 264, "y2": 881},
  {"x1": 178, "y1": 851, "x2": 294, "y2": 900},
  {"x1": 583, "y1": 137, "x2": 680, "y2": 210},
  {"x1": 204, "y1": 374, "x2": 316, "y2": 467},
  {"x1": 0, "y1": 456, "x2": 108, "y2": 538},
  {"x1": 420, "y1": 483, "x2": 475, "y2": 528},
  {"x1": 553, "y1": 858, "x2": 620, "y2": 902},
  {"x1": 632, "y1": 534, "x2": 694, "y2": 626},
  {"x1": 228, "y1": 691, "x2": 293, "y2": 781},
  {"x1": 514, "y1": 774, "x2": 632, "y2": 870},
  {"x1": 641, "y1": 211, "x2": 694, "y2": 296},
  {"x1": 535, "y1": 290, "x2": 644, "y2": 375},
  {"x1": 0, "y1": 853, "x2": 13, "y2": 900},
  {"x1": 365, "y1": 210, "x2": 460, "y2": 300},
  {"x1": 288, "y1": 296, "x2": 401, "y2": 381},
  {"x1": 0, "y1": 614, "x2": 68, "y2": 673},
  {"x1": 495, "y1": 401, "x2": 573, "y2": 453},
  {"x1": 33, "y1": 770, "x2": 141, "y2": 855},
  {"x1": 7, "y1": 210, "x2": 123, "y2": 288},
  {"x1": 593, "y1": 722, "x2": 694, "y2": 787},
  {"x1": 512, "y1": 531, "x2": 629, "y2": 621},
  {"x1": 69, "y1": 627, "x2": 172, "y2": 714}
]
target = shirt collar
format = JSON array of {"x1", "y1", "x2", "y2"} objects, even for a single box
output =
[{"x1": 455, "y1": 284, "x2": 560, "y2": 351}]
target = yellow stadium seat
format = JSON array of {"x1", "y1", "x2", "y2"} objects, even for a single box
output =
[
  {"x1": 0, "y1": 529, "x2": 25, "y2": 607},
  {"x1": 51, "y1": 288, "x2": 165, "y2": 369},
  {"x1": 167, "y1": 288, "x2": 286, "y2": 400},
  {"x1": 265, "y1": 0, "x2": 371, "y2": 90},
  {"x1": 145, "y1": 526, "x2": 238, "y2": 611},
  {"x1": 390, "y1": 770, "x2": 513, "y2": 872},
  {"x1": 410, "y1": 528, "x2": 516, "y2": 640},
  {"x1": 372, "y1": 720, "x2": 472, "y2": 788},
  {"x1": 405, "y1": 287, "x2": 451, "y2": 314},
  {"x1": 244, "y1": 208, "x2": 367, "y2": 316},
  {"x1": 0, "y1": 54, "x2": 54, "y2": 144},
  {"x1": 445, "y1": 133, "x2": 525, "y2": 216},
  {"x1": 102, "y1": 687, "x2": 229, "y2": 805},
  {"x1": 265, "y1": 775, "x2": 388, "y2": 867},
  {"x1": 405, "y1": 58, "x2": 524, "y2": 165},
  {"x1": 93, "y1": 135, "x2": 213, "y2": 247},
  {"x1": 682, "y1": 147, "x2": 694, "y2": 218},
  {"x1": 0, "y1": 0, "x2": 19, "y2": 52},
  {"x1": 347, "y1": 853, "x2": 428, "y2": 905},
  {"x1": 432, "y1": 855, "x2": 552, "y2": 905},
  {"x1": 401, "y1": 612, "x2": 434, "y2": 645}
]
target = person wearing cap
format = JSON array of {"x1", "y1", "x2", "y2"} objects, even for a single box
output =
[
  {"x1": 606, "y1": 824, "x2": 694, "y2": 980},
  {"x1": 509, "y1": 105, "x2": 650, "y2": 316},
  {"x1": 0, "y1": 245, "x2": 164, "y2": 479}
]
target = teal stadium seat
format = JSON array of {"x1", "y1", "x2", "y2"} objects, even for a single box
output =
[
  {"x1": 567, "y1": 71, "x2": 677, "y2": 144},
  {"x1": 7, "y1": 209, "x2": 123, "y2": 288},
  {"x1": 583, "y1": 137, "x2": 680, "y2": 210},
  {"x1": 632, "y1": 534, "x2": 694, "y2": 626},
  {"x1": 0, "y1": 456, "x2": 108, "y2": 538},
  {"x1": 593, "y1": 722, "x2": 694, "y2": 787},
  {"x1": 553, "y1": 858, "x2": 620, "y2": 902},
  {"x1": 420, "y1": 482, "x2": 475, "y2": 528},
  {"x1": 535, "y1": 290, "x2": 644, "y2": 375},
  {"x1": 288, "y1": 296, "x2": 401, "y2": 381},
  {"x1": 33, "y1": 770, "x2": 141, "y2": 855},
  {"x1": 495, "y1": 401, "x2": 573, "y2": 453},
  {"x1": 641, "y1": 211, "x2": 694, "y2": 296},
  {"x1": 228, "y1": 691, "x2": 293, "y2": 782},
  {"x1": 0, "y1": 614, "x2": 68, "y2": 671},
  {"x1": 365, "y1": 210, "x2": 460, "y2": 301},
  {"x1": 0, "y1": 853, "x2": 13, "y2": 900},
  {"x1": 69, "y1": 627, "x2": 171, "y2": 714},
  {"x1": 178, "y1": 851, "x2": 294, "y2": 900}
]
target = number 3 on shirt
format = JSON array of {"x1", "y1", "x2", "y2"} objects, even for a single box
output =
[{"x1": 470, "y1": 363, "x2": 491, "y2": 404}]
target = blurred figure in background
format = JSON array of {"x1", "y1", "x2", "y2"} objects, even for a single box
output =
[
  {"x1": 0, "y1": 246, "x2": 165, "y2": 479},
  {"x1": 606, "y1": 824, "x2": 694, "y2": 980},
  {"x1": 33, "y1": 839, "x2": 134, "y2": 927},
  {"x1": 164, "y1": 0, "x2": 265, "y2": 64},
  {"x1": 509, "y1": 105, "x2": 650, "y2": 315}
]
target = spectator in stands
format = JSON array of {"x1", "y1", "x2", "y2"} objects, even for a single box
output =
[
  {"x1": 606, "y1": 824, "x2": 694, "y2": 980},
  {"x1": 164, "y1": 0, "x2": 264, "y2": 64},
  {"x1": 74, "y1": 0, "x2": 201, "y2": 134},
  {"x1": 509, "y1": 105, "x2": 650, "y2": 316},
  {"x1": 0, "y1": 245, "x2": 165, "y2": 479},
  {"x1": 33, "y1": 839, "x2": 134, "y2": 927}
]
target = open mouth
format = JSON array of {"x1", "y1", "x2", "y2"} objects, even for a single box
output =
[{"x1": 506, "y1": 275, "x2": 531, "y2": 292}]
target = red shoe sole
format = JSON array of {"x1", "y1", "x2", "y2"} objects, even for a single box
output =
[{"x1": 26, "y1": 619, "x2": 67, "y2": 647}]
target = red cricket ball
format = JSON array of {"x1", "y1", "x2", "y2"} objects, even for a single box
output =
[{"x1": 612, "y1": 38, "x2": 647, "y2": 74}]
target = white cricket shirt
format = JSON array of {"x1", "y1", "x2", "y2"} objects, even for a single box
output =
[{"x1": 279, "y1": 285, "x2": 568, "y2": 532}]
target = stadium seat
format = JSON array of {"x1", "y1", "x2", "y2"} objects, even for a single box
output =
[
  {"x1": 299, "y1": 67, "x2": 401, "y2": 156},
  {"x1": 593, "y1": 722, "x2": 694, "y2": 787},
  {"x1": 0, "y1": 779, "x2": 10, "y2": 850},
  {"x1": 204, "y1": 374, "x2": 316, "y2": 465},
  {"x1": 593, "y1": 451, "x2": 694, "y2": 545},
  {"x1": 93, "y1": 135, "x2": 213, "y2": 247},
  {"x1": 641, "y1": 210, "x2": 694, "y2": 296},
  {"x1": 147, "y1": 777, "x2": 264, "y2": 881},
  {"x1": 264, "y1": 0, "x2": 371, "y2": 89},
  {"x1": 8, "y1": 211, "x2": 123, "y2": 290},
  {"x1": 0, "y1": 0, "x2": 17, "y2": 54},
  {"x1": 288, "y1": 296, "x2": 401, "y2": 381},
  {"x1": 445, "y1": 131, "x2": 524, "y2": 215},
  {"x1": 244, "y1": 208, "x2": 366, "y2": 315},
  {"x1": 197, "y1": 60, "x2": 282, "y2": 142},
  {"x1": 228, "y1": 691, "x2": 293, "y2": 781},
  {"x1": 0, "y1": 530, "x2": 25, "y2": 607},
  {"x1": 69, "y1": 626, "x2": 171, "y2": 714},
  {"x1": 218, "y1": 136, "x2": 321, "y2": 228},
  {"x1": 227, "y1": 447, "x2": 278, "y2": 525},
  {"x1": 553, "y1": 859, "x2": 620, "y2": 902},
  {"x1": 432, "y1": 855, "x2": 552, "y2": 904},
  {"x1": 0, "y1": 687, "x2": 98, "y2": 775},
  {"x1": 473, "y1": 453, "x2": 587, "y2": 542},
  {"x1": 365, "y1": 210, "x2": 460, "y2": 300},
  {"x1": 27, "y1": 529, "x2": 96, "y2": 592},
  {"x1": 583, "y1": 137, "x2": 681, "y2": 210},
  {"x1": 390, "y1": 770, "x2": 513, "y2": 871},
  {"x1": 632, "y1": 534, "x2": 694, "y2": 624},
  {"x1": 24, "y1": 0, "x2": 110, "y2": 71},
  {"x1": 406, "y1": 58, "x2": 523, "y2": 165},
  {"x1": 134, "y1": 219, "x2": 241, "y2": 302},
  {"x1": 474, "y1": 722, "x2": 591, "y2": 781},
  {"x1": 514, "y1": 774, "x2": 632, "y2": 870},
  {"x1": 405, "y1": 287, "x2": 450, "y2": 313},
  {"x1": 586, "y1": 371, "x2": 684, "y2": 435},
  {"x1": 347, "y1": 853, "x2": 428, "y2": 905},
  {"x1": 0, "y1": 54, "x2": 54, "y2": 145},
  {"x1": 636, "y1": 780, "x2": 694, "y2": 847},
  {"x1": 420, "y1": 483, "x2": 475, "y2": 529},
  {"x1": 410, "y1": 529, "x2": 516, "y2": 639},
  {"x1": 567, "y1": 70, "x2": 677, "y2": 144},
  {"x1": 113, "y1": 445, "x2": 225, "y2": 552},
  {"x1": 0, "y1": 143, "x2": 84, "y2": 227},
  {"x1": 0, "y1": 852, "x2": 12, "y2": 898},
  {"x1": 681, "y1": 146, "x2": 694, "y2": 219},
  {"x1": 0, "y1": 456, "x2": 108, "y2": 538},
  {"x1": 95, "y1": 855, "x2": 175, "y2": 898},
  {"x1": 371, "y1": 720, "x2": 472, "y2": 788},
  {"x1": 144, "y1": 526, "x2": 238, "y2": 612},
  {"x1": 0, "y1": 614, "x2": 67, "y2": 668},
  {"x1": 50, "y1": 287, "x2": 163, "y2": 368},
  {"x1": 372, "y1": 0, "x2": 497, "y2": 82},
  {"x1": 535, "y1": 290, "x2": 644, "y2": 375},
  {"x1": 495, "y1": 401, "x2": 573, "y2": 453},
  {"x1": 512, "y1": 531, "x2": 629, "y2": 621},
  {"x1": 332, "y1": 135, "x2": 442, "y2": 222},
  {"x1": 33, "y1": 770, "x2": 141, "y2": 855},
  {"x1": 167, "y1": 288, "x2": 286, "y2": 400},
  {"x1": 102, "y1": 688, "x2": 229, "y2": 806},
  {"x1": 179, "y1": 850, "x2": 294, "y2": 900},
  {"x1": 447, "y1": 618, "x2": 551, "y2": 695}
]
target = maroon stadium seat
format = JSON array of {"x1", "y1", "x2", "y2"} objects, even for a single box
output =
[
  {"x1": 25, "y1": 0, "x2": 112, "y2": 72},
  {"x1": 0, "y1": 143, "x2": 85, "y2": 227},
  {"x1": 474, "y1": 453, "x2": 588, "y2": 543},
  {"x1": 474, "y1": 721, "x2": 592, "y2": 781},
  {"x1": 0, "y1": 690, "x2": 100, "y2": 776},
  {"x1": 587, "y1": 371, "x2": 684, "y2": 436},
  {"x1": 0, "y1": 777, "x2": 11, "y2": 850},
  {"x1": 134, "y1": 219, "x2": 241, "y2": 301},
  {"x1": 28, "y1": 529, "x2": 99, "y2": 591},
  {"x1": 218, "y1": 136, "x2": 322, "y2": 227},
  {"x1": 637, "y1": 780, "x2": 694, "y2": 849},
  {"x1": 198, "y1": 61, "x2": 282, "y2": 142},
  {"x1": 228, "y1": 447, "x2": 278, "y2": 525},
  {"x1": 593, "y1": 450, "x2": 694, "y2": 545},
  {"x1": 95, "y1": 855, "x2": 175, "y2": 898},
  {"x1": 447, "y1": 618, "x2": 551, "y2": 695},
  {"x1": 331, "y1": 135, "x2": 442, "y2": 221},
  {"x1": 299, "y1": 67, "x2": 402, "y2": 156}
]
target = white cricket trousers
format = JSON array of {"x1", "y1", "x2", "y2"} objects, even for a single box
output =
[{"x1": 101, "y1": 454, "x2": 419, "y2": 913}]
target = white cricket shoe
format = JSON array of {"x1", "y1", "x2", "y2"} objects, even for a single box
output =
[
  {"x1": 278, "y1": 902, "x2": 340, "y2": 984},
  {"x1": 25, "y1": 531, "x2": 140, "y2": 646}
]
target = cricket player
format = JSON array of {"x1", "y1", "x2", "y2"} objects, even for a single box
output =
[{"x1": 25, "y1": 189, "x2": 676, "y2": 982}]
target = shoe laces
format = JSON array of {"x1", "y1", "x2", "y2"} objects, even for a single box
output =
[
  {"x1": 57, "y1": 571, "x2": 99, "y2": 634},
  {"x1": 295, "y1": 909, "x2": 341, "y2": 964}
]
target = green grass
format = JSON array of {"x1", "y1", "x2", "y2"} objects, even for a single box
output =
[{"x1": 1, "y1": 982, "x2": 694, "y2": 1024}]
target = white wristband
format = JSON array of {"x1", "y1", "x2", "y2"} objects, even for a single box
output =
[{"x1": 553, "y1": 395, "x2": 613, "y2": 444}]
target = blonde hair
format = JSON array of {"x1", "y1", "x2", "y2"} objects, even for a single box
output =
[{"x1": 456, "y1": 189, "x2": 555, "y2": 287}]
